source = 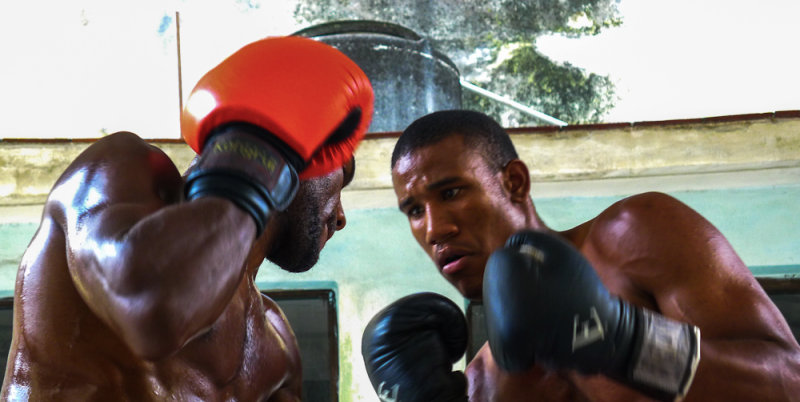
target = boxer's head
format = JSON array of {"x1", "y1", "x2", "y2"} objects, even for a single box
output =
[
  {"x1": 391, "y1": 110, "x2": 518, "y2": 174},
  {"x1": 183, "y1": 150, "x2": 353, "y2": 273},
  {"x1": 391, "y1": 110, "x2": 533, "y2": 300},
  {"x1": 266, "y1": 157, "x2": 354, "y2": 272}
]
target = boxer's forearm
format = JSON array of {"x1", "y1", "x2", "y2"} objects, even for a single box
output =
[
  {"x1": 68, "y1": 197, "x2": 256, "y2": 360},
  {"x1": 681, "y1": 338, "x2": 800, "y2": 401}
]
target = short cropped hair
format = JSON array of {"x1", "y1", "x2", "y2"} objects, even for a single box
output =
[{"x1": 391, "y1": 110, "x2": 519, "y2": 173}]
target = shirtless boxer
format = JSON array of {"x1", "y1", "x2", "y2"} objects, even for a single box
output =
[
  {"x1": 362, "y1": 110, "x2": 800, "y2": 401},
  {"x1": 1, "y1": 36, "x2": 373, "y2": 401}
]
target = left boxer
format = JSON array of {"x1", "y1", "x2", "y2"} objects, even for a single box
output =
[{"x1": 1, "y1": 35, "x2": 372, "y2": 400}]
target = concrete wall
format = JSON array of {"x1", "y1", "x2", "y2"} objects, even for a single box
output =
[{"x1": 2, "y1": 112, "x2": 800, "y2": 400}]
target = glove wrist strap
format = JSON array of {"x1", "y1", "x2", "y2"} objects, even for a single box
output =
[
  {"x1": 185, "y1": 128, "x2": 299, "y2": 236},
  {"x1": 627, "y1": 308, "x2": 701, "y2": 401}
]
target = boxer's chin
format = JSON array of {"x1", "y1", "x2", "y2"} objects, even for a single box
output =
[
  {"x1": 265, "y1": 169, "x2": 333, "y2": 273},
  {"x1": 268, "y1": 228, "x2": 322, "y2": 273},
  {"x1": 267, "y1": 203, "x2": 324, "y2": 273}
]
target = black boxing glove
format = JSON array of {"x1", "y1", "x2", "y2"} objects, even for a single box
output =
[
  {"x1": 483, "y1": 230, "x2": 701, "y2": 401},
  {"x1": 361, "y1": 292, "x2": 469, "y2": 402},
  {"x1": 184, "y1": 124, "x2": 300, "y2": 236}
]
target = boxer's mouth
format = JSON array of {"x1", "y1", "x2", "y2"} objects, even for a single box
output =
[{"x1": 436, "y1": 249, "x2": 468, "y2": 274}]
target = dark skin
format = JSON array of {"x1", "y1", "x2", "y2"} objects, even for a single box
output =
[
  {"x1": 1, "y1": 130, "x2": 352, "y2": 401},
  {"x1": 392, "y1": 134, "x2": 800, "y2": 401}
]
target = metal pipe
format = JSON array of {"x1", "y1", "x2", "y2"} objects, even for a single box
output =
[
  {"x1": 460, "y1": 79, "x2": 568, "y2": 127},
  {"x1": 176, "y1": 11, "x2": 183, "y2": 118}
]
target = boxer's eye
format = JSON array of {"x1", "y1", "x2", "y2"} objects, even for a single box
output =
[
  {"x1": 406, "y1": 205, "x2": 423, "y2": 219},
  {"x1": 442, "y1": 188, "x2": 461, "y2": 200},
  {"x1": 341, "y1": 158, "x2": 355, "y2": 188}
]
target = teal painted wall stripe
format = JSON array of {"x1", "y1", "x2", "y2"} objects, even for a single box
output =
[
  {"x1": 2, "y1": 183, "x2": 799, "y2": 293},
  {"x1": 749, "y1": 265, "x2": 800, "y2": 278}
]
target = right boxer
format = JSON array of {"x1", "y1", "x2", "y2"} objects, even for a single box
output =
[
  {"x1": 362, "y1": 109, "x2": 800, "y2": 401},
  {"x1": 1, "y1": 36, "x2": 372, "y2": 401}
]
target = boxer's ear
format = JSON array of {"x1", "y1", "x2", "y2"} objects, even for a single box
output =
[{"x1": 502, "y1": 159, "x2": 530, "y2": 204}]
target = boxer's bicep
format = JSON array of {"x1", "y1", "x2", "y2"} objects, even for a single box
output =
[
  {"x1": 605, "y1": 192, "x2": 783, "y2": 341},
  {"x1": 649, "y1": 225, "x2": 788, "y2": 343},
  {"x1": 53, "y1": 133, "x2": 205, "y2": 353},
  {"x1": 60, "y1": 134, "x2": 177, "y2": 291},
  {"x1": 647, "y1": 230, "x2": 800, "y2": 399},
  {"x1": 602, "y1": 194, "x2": 800, "y2": 399}
]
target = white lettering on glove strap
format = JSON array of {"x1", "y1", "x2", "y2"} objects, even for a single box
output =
[
  {"x1": 631, "y1": 310, "x2": 700, "y2": 396},
  {"x1": 377, "y1": 382, "x2": 399, "y2": 402},
  {"x1": 572, "y1": 307, "x2": 605, "y2": 351},
  {"x1": 519, "y1": 244, "x2": 546, "y2": 264}
]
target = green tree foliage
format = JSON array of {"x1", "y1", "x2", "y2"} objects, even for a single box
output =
[{"x1": 294, "y1": 0, "x2": 621, "y2": 125}]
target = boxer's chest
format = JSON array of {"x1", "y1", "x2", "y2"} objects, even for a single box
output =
[
  {"x1": 466, "y1": 343, "x2": 589, "y2": 401},
  {"x1": 160, "y1": 294, "x2": 292, "y2": 399}
]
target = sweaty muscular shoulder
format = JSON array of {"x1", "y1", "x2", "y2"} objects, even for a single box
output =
[
  {"x1": 564, "y1": 192, "x2": 697, "y2": 308},
  {"x1": 1, "y1": 132, "x2": 297, "y2": 400},
  {"x1": 561, "y1": 191, "x2": 800, "y2": 401},
  {"x1": 2, "y1": 133, "x2": 184, "y2": 399},
  {"x1": 58, "y1": 132, "x2": 183, "y2": 216}
]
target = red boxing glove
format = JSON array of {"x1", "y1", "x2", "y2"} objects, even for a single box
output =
[{"x1": 181, "y1": 35, "x2": 374, "y2": 179}]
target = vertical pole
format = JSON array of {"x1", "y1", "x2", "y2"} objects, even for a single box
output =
[{"x1": 176, "y1": 11, "x2": 184, "y2": 119}]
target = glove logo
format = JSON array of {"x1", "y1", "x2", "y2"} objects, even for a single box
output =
[
  {"x1": 213, "y1": 139, "x2": 280, "y2": 174},
  {"x1": 377, "y1": 382, "x2": 399, "y2": 402},
  {"x1": 519, "y1": 244, "x2": 545, "y2": 264},
  {"x1": 572, "y1": 306, "x2": 605, "y2": 351}
]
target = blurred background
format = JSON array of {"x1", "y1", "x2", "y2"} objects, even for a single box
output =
[{"x1": 1, "y1": 0, "x2": 798, "y2": 139}]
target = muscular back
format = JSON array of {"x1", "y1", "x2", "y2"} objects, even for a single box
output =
[
  {"x1": 468, "y1": 192, "x2": 800, "y2": 401},
  {"x1": 1, "y1": 132, "x2": 302, "y2": 401}
]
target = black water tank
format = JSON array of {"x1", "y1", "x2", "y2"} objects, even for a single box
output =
[{"x1": 294, "y1": 20, "x2": 462, "y2": 134}]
